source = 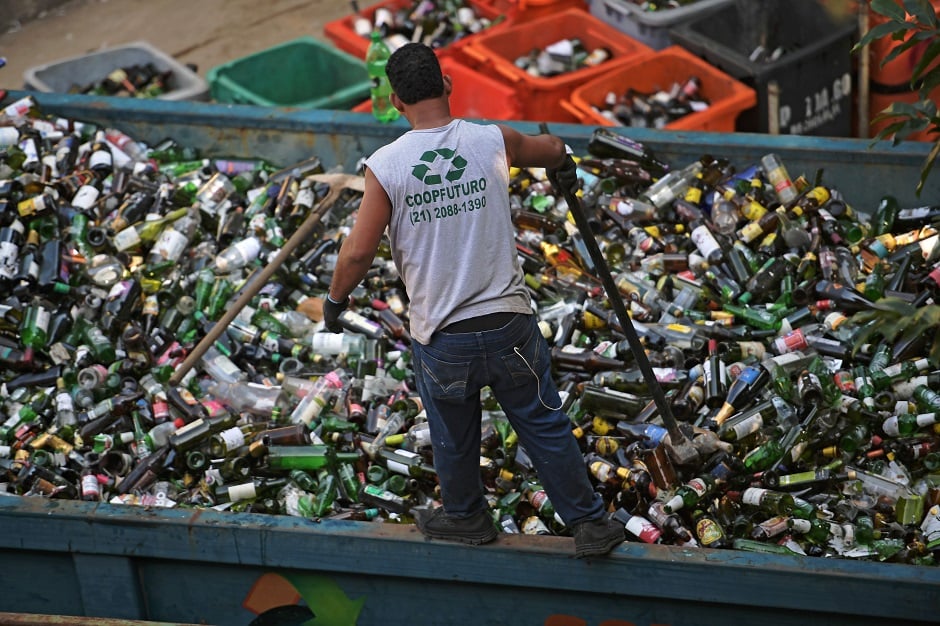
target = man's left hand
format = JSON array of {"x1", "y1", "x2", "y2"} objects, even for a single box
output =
[
  {"x1": 323, "y1": 294, "x2": 349, "y2": 333},
  {"x1": 547, "y1": 154, "x2": 579, "y2": 198}
]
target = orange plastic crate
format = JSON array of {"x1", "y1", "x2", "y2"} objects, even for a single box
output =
[
  {"x1": 563, "y1": 45, "x2": 756, "y2": 132},
  {"x1": 867, "y1": 0, "x2": 940, "y2": 88},
  {"x1": 352, "y1": 56, "x2": 523, "y2": 120},
  {"x1": 324, "y1": 0, "x2": 506, "y2": 63},
  {"x1": 461, "y1": 8, "x2": 653, "y2": 122},
  {"x1": 869, "y1": 85, "x2": 940, "y2": 142}
]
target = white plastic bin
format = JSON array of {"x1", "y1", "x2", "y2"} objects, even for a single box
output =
[{"x1": 23, "y1": 41, "x2": 209, "y2": 101}]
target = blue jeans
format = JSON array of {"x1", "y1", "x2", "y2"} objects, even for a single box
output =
[{"x1": 411, "y1": 313, "x2": 604, "y2": 526}]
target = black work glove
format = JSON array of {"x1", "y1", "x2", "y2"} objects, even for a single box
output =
[
  {"x1": 547, "y1": 153, "x2": 579, "y2": 198},
  {"x1": 323, "y1": 294, "x2": 349, "y2": 333}
]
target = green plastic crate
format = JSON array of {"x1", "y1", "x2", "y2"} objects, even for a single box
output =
[{"x1": 207, "y1": 36, "x2": 371, "y2": 109}]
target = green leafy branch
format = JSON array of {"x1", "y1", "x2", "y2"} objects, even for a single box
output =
[
  {"x1": 854, "y1": 0, "x2": 940, "y2": 195},
  {"x1": 843, "y1": 295, "x2": 940, "y2": 365}
]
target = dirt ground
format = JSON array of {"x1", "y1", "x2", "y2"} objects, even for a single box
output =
[{"x1": 0, "y1": 0, "x2": 354, "y2": 93}]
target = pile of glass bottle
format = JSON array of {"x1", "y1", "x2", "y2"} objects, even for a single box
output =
[
  {"x1": 588, "y1": 74, "x2": 710, "y2": 129},
  {"x1": 69, "y1": 63, "x2": 175, "y2": 99},
  {"x1": 351, "y1": 0, "x2": 502, "y2": 53},
  {"x1": 1, "y1": 95, "x2": 939, "y2": 566}
]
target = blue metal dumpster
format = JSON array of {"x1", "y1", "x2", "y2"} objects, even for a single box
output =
[{"x1": 0, "y1": 91, "x2": 939, "y2": 626}]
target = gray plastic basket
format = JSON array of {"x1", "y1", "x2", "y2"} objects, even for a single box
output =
[
  {"x1": 589, "y1": 0, "x2": 735, "y2": 50},
  {"x1": 23, "y1": 41, "x2": 209, "y2": 101}
]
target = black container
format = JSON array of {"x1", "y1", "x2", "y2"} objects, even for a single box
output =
[{"x1": 670, "y1": 0, "x2": 857, "y2": 137}]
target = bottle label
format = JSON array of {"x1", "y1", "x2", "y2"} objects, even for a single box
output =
[
  {"x1": 215, "y1": 426, "x2": 246, "y2": 454},
  {"x1": 741, "y1": 488, "x2": 766, "y2": 507},
  {"x1": 521, "y1": 516, "x2": 551, "y2": 535},
  {"x1": 823, "y1": 311, "x2": 847, "y2": 330},
  {"x1": 55, "y1": 391, "x2": 74, "y2": 414},
  {"x1": 528, "y1": 488, "x2": 550, "y2": 512},
  {"x1": 738, "y1": 341, "x2": 765, "y2": 359},
  {"x1": 731, "y1": 414, "x2": 762, "y2": 440},
  {"x1": 311, "y1": 332, "x2": 346, "y2": 355},
  {"x1": 81, "y1": 474, "x2": 101, "y2": 499},
  {"x1": 385, "y1": 458, "x2": 411, "y2": 476},
  {"x1": 0, "y1": 241, "x2": 18, "y2": 279},
  {"x1": 625, "y1": 515, "x2": 662, "y2": 543},
  {"x1": 295, "y1": 186, "x2": 315, "y2": 210},
  {"x1": 261, "y1": 334, "x2": 281, "y2": 354},
  {"x1": 196, "y1": 174, "x2": 235, "y2": 213},
  {"x1": 690, "y1": 224, "x2": 721, "y2": 259},
  {"x1": 72, "y1": 184, "x2": 100, "y2": 211},
  {"x1": 774, "y1": 329, "x2": 807, "y2": 354},
  {"x1": 33, "y1": 305, "x2": 51, "y2": 334},
  {"x1": 226, "y1": 482, "x2": 257, "y2": 503},
  {"x1": 112, "y1": 226, "x2": 142, "y2": 251},
  {"x1": 736, "y1": 366, "x2": 761, "y2": 385},
  {"x1": 652, "y1": 367, "x2": 679, "y2": 383},
  {"x1": 89, "y1": 149, "x2": 112, "y2": 171},
  {"x1": 695, "y1": 517, "x2": 724, "y2": 546},
  {"x1": 0, "y1": 127, "x2": 19, "y2": 146},
  {"x1": 737, "y1": 221, "x2": 763, "y2": 243},
  {"x1": 142, "y1": 295, "x2": 159, "y2": 317},
  {"x1": 590, "y1": 461, "x2": 613, "y2": 483},
  {"x1": 687, "y1": 477, "x2": 709, "y2": 497},
  {"x1": 23, "y1": 256, "x2": 39, "y2": 281},
  {"x1": 18, "y1": 195, "x2": 48, "y2": 218},
  {"x1": 152, "y1": 228, "x2": 188, "y2": 263}
]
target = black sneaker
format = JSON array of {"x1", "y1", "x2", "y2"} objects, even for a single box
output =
[
  {"x1": 573, "y1": 514, "x2": 625, "y2": 558},
  {"x1": 415, "y1": 507, "x2": 498, "y2": 545}
]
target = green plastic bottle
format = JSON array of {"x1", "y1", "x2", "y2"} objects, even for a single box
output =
[{"x1": 366, "y1": 31, "x2": 400, "y2": 123}]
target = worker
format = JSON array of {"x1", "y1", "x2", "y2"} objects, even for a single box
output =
[{"x1": 323, "y1": 42, "x2": 624, "y2": 558}]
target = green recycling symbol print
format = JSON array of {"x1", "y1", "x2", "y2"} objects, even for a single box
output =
[{"x1": 411, "y1": 148, "x2": 467, "y2": 185}]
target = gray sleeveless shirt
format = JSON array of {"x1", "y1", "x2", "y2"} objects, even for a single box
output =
[{"x1": 365, "y1": 119, "x2": 531, "y2": 344}]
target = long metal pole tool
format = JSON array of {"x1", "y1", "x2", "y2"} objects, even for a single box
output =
[
  {"x1": 168, "y1": 173, "x2": 365, "y2": 387},
  {"x1": 542, "y1": 127, "x2": 699, "y2": 466}
]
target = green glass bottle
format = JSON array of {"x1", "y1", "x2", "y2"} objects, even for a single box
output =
[
  {"x1": 871, "y1": 195, "x2": 899, "y2": 236},
  {"x1": 522, "y1": 479, "x2": 555, "y2": 520},
  {"x1": 111, "y1": 206, "x2": 188, "y2": 253},
  {"x1": 312, "y1": 468, "x2": 338, "y2": 516},
  {"x1": 912, "y1": 384, "x2": 940, "y2": 413},
  {"x1": 20, "y1": 297, "x2": 51, "y2": 350},
  {"x1": 336, "y1": 462, "x2": 361, "y2": 503},
  {"x1": 358, "y1": 482, "x2": 411, "y2": 515},
  {"x1": 882, "y1": 411, "x2": 940, "y2": 438},
  {"x1": 869, "y1": 357, "x2": 929, "y2": 392},
  {"x1": 83, "y1": 321, "x2": 117, "y2": 364},
  {"x1": 206, "y1": 277, "x2": 235, "y2": 321},
  {"x1": 739, "y1": 487, "x2": 795, "y2": 515},
  {"x1": 863, "y1": 261, "x2": 887, "y2": 302},
  {"x1": 722, "y1": 302, "x2": 781, "y2": 331},
  {"x1": 215, "y1": 477, "x2": 288, "y2": 505},
  {"x1": 288, "y1": 469, "x2": 318, "y2": 492},
  {"x1": 732, "y1": 537, "x2": 803, "y2": 556},
  {"x1": 691, "y1": 507, "x2": 731, "y2": 549},
  {"x1": 373, "y1": 445, "x2": 437, "y2": 479},
  {"x1": 192, "y1": 267, "x2": 215, "y2": 313},
  {"x1": 741, "y1": 429, "x2": 786, "y2": 473},
  {"x1": 265, "y1": 444, "x2": 360, "y2": 471},
  {"x1": 663, "y1": 475, "x2": 716, "y2": 514}
]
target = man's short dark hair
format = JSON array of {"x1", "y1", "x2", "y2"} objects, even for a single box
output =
[{"x1": 386, "y1": 43, "x2": 444, "y2": 105}]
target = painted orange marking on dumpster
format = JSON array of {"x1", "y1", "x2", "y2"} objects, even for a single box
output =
[{"x1": 243, "y1": 572, "x2": 301, "y2": 615}]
